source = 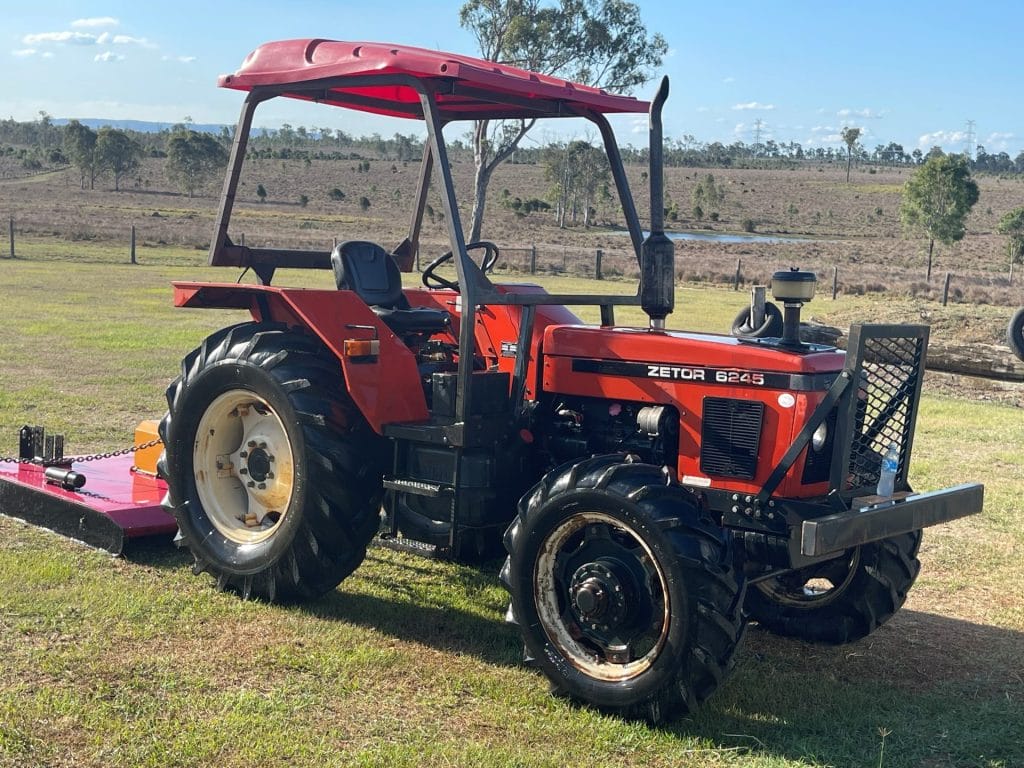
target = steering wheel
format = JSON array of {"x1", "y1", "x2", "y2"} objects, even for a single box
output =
[{"x1": 422, "y1": 241, "x2": 500, "y2": 291}]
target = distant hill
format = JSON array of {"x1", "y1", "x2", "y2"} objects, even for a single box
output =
[{"x1": 51, "y1": 118, "x2": 228, "y2": 134}]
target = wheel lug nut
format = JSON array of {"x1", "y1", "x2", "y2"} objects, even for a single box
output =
[
  {"x1": 258, "y1": 483, "x2": 266, "y2": 490},
  {"x1": 239, "y1": 468, "x2": 248, "y2": 475},
  {"x1": 258, "y1": 442, "x2": 267, "y2": 449},
  {"x1": 247, "y1": 441, "x2": 256, "y2": 448},
  {"x1": 268, "y1": 455, "x2": 275, "y2": 462},
  {"x1": 247, "y1": 481, "x2": 255, "y2": 488},
  {"x1": 239, "y1": 451, "x2": 248, "y2": 458},
  {"x1": 267, "y1": 472, "x2": 274, "y2": 479}
]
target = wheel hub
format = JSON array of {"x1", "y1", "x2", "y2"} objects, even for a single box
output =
[
  {"x1": 568, "y1": 561, "x2": 629, "y2": 629},
  {"x1": 242, "y1": 445, "x2": 273, "y2": 483}
]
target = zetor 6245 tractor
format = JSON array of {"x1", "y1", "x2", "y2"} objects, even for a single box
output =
[{"x1": 154, "y1": 41, "x2": 982, "y2": 721}]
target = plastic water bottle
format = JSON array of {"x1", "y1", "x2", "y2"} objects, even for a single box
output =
[{"x1": 876, "y1": 443, "x2": 899, "y2": 497}]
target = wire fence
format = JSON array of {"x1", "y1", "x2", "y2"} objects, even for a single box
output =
[{"x1": 3, "y1": 216, "x2": 1021, "y2": 307}]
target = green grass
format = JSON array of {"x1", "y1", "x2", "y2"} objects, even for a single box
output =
[{"x1": 1, "y1": 253, "x2": 1022, "y2": 767}]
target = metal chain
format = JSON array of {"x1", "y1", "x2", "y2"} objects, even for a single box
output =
[{"x1": 0, "y1": 438, "x2": 162, "y2": 466}]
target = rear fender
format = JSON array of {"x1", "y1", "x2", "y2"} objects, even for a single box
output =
[{"x1": 173, "y1": 282, "x2": 428, "y2": 431}]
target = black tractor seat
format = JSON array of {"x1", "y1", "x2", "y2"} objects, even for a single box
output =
[{"x1": 331, "y1": 241, "x2": 449, "y2": 335}]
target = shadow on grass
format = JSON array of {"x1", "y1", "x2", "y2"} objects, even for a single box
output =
[
  {"x1": 124, "y1": 536, "x2": 1024, "y2": 765},
  {"x1": 123, "y1": 535, "x2": 189, "y2": 570},
  {"x1": 297, "y1": 549, "x2": 522, "y2": 667},
  {"x1": 681, "y1": 611, "x2": 1024, "y2": 767}
]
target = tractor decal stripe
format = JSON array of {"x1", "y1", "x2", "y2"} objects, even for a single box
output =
[{"x1": 569, "y1": 359, "x2": 836, "y2": 391}]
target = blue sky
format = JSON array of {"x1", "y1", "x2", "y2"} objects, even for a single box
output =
[{"x1": 4, "y1": 1, "x2": 1020, "y2": 156}]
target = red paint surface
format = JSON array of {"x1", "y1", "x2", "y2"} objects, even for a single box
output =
[
  {"x1": 0, "y1": 455, "x2": 176, "y2": 538},
  {"x1": 542, "y1": 325, "x2": 847, "y2": 498},
  {"x1": 219, "y1": 40, "x2": 648, "y2": 119}
]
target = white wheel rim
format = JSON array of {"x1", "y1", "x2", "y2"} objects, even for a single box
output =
[{"x1": 193, "y1": 390, "x2": 295, "y2": 545}]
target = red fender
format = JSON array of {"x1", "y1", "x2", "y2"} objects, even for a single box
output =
[{"x1": 173, "y1": 282, "x2": 428, "y2": 432}]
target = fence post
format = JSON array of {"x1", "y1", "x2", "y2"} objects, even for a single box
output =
[
  {"x1": 942, "y1": 272, "x2": 952, "y2": 306},
  {"x1": 530, "y1": 244, "x2": 537, "y2": 275},
  {"x1": 8, "y1": 216, "x2": 14, "y2": 259},
  {"x1": 832, "y1": 265, "x2": 839, "y2": 299},
  {"x1": 750, "y1": 285, "x2": 767, "y2": 327},
  {"x1": 733, "y1": 258, "x2": 742, "y2": 290},
  {"x1": 595, "y1": 249, "x2": 603, "y2": 280},
  {"x1": 130, "y1": 225, "x2": 137, "y2": 265}
]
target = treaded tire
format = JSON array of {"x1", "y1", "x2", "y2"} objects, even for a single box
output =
[
  {"x1": 731, "y1": 302, "x2": 783, "y2": 338},
  {"x1": 501, "y1": 454, "x2": 746, "y2": 723},
  {"x1": 1007, "y1": 307, "x2": 1024, "y2": 361},
  {"x1": 745, "y1": 530, "x2": 922, "y2": 644},
  {"x1": 158, "y1": 321, "x2": 383, "y2": 602}
]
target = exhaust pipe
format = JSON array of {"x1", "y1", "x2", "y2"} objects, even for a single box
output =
[{"x1": 640, "y1": 76, "x2": 674, "y2": 330}]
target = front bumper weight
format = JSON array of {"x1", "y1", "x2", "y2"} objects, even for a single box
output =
[{"x1": 800, "y1": 483, "x2": 984, "y2": 557}]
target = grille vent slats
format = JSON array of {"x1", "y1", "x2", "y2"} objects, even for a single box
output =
[{"x1": 701, "y1": 397, "x2": 764, "y2": 480}]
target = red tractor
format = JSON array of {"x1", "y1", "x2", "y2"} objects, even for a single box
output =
[{"x1": 3, "y1": 40, "x2": 984, "y2": 722}]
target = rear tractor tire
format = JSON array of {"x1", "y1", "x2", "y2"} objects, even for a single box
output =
[
  {"x1": 730, "y1": 301, "x2": 784, "y2": 338},
  {"x1": 744, "y1": 530, "x2": 922, "y2": 644},
  {"x1": 501, "y1": 455, "x2": 746, "y2": 723},
  {"x1": 1007, "y1": 307, "x2": 1024, "y2": 361},
  {"x1": 159, "y1": 322, "x2": 383, "y2": 602}
]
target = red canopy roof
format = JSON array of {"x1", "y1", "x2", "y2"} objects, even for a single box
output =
[{"x1": 219, "y1": 39, "x2": 649, "y2": 120}]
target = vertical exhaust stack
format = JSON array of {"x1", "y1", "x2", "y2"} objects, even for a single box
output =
[{"x1": 641, "y1": 76, "x2": 674, "y2": 330}]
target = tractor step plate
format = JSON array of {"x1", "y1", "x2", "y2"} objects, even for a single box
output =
[{"x1": 0, "y1": 454, "x2": 177, "y2": 554}]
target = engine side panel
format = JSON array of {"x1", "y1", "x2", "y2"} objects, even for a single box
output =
[{"x1": 540, "y1": 325, "x2": 843, "y2": 498}]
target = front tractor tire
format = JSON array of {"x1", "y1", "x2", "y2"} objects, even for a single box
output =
[
  {"x1": 159, "y1": 322, "x2": 383, "y2": 602},
  {"x1": 744, "y1": 530, "x2": 922, "y2": 644},
  {"x1": 502, "y1": 455, "x2": 746, "y2": 723}
]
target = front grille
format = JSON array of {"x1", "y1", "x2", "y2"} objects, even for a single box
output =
[
  {"x1": 701, "y1": 397, "x2": 764, "y2": 480},
  {"x1": 843, "y1": 329, "x2": 927, "y2": 492}
]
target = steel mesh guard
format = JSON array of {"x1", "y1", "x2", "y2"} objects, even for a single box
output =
[{"x1": 839, "y1": 326, "x2": 929, "y2": 493}]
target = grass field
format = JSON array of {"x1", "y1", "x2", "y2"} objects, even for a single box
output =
[{"x1": 1, "y1": 253, "x2": 1022, "y2": 767}]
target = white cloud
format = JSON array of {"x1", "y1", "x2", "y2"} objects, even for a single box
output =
[
  {"x1": 695, "y1": 106, "x2": 710, "y2": 113},
  {"x1": 42, "y1": 52, "x2": 53, "y2": 58},
  {"x1": 23, "y1": 30, "x2": 97, "y2": 45},
  {"x1": 111, "y1": 34, "x2": 155, "y2": 48},
  {"x1": 71, "y1": 17, "x2": 119, "y2": 28},
  {"x1": 982, "y1": 132, "x2": 1015, "y2": 152},
  {"x1": 163, "y1": 54, "x2": 196, "y2": 63},
  {"x1": 94, "y1": 51, "x2": 125, "y2": 63},
  {"x1": 732, "y1": 101, "x2": 775, "y2": 111},
  {"x1": 723, "y1": 76, "x2": 735, "y2": 84},
  {"x1": 12, "y1": 48, "x2": 37, "y2": 57},
  {"x1": 918, "y1": 130, "x2": 966, "y2": 148},
  {"x1": 838, "y1": 107, "x2": 884, "y2": 119}
]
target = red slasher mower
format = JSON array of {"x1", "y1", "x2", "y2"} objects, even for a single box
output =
[{"x1": 1, "y1": 40, "x2": 984, "y2": 721}]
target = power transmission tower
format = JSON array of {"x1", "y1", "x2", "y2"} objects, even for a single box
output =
[
  {"x1": 964, "y1": 119, "x2": 976, "y2": 160},
  {"x1": 753, "y1": 118, "x2": 763, "y2": 156}
]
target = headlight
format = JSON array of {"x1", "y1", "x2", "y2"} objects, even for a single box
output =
[{"x1": 811, "y1": 421, "x2": 828, "y2": 452}]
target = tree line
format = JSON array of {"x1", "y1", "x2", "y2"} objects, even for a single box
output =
[{"x1": 5, "y1": 112, "x2": 1024, "y2": 195}]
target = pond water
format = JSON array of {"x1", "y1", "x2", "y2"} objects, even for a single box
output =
[{"x1": 662, "y1": 230, "x2": 816, "y2": 244}]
